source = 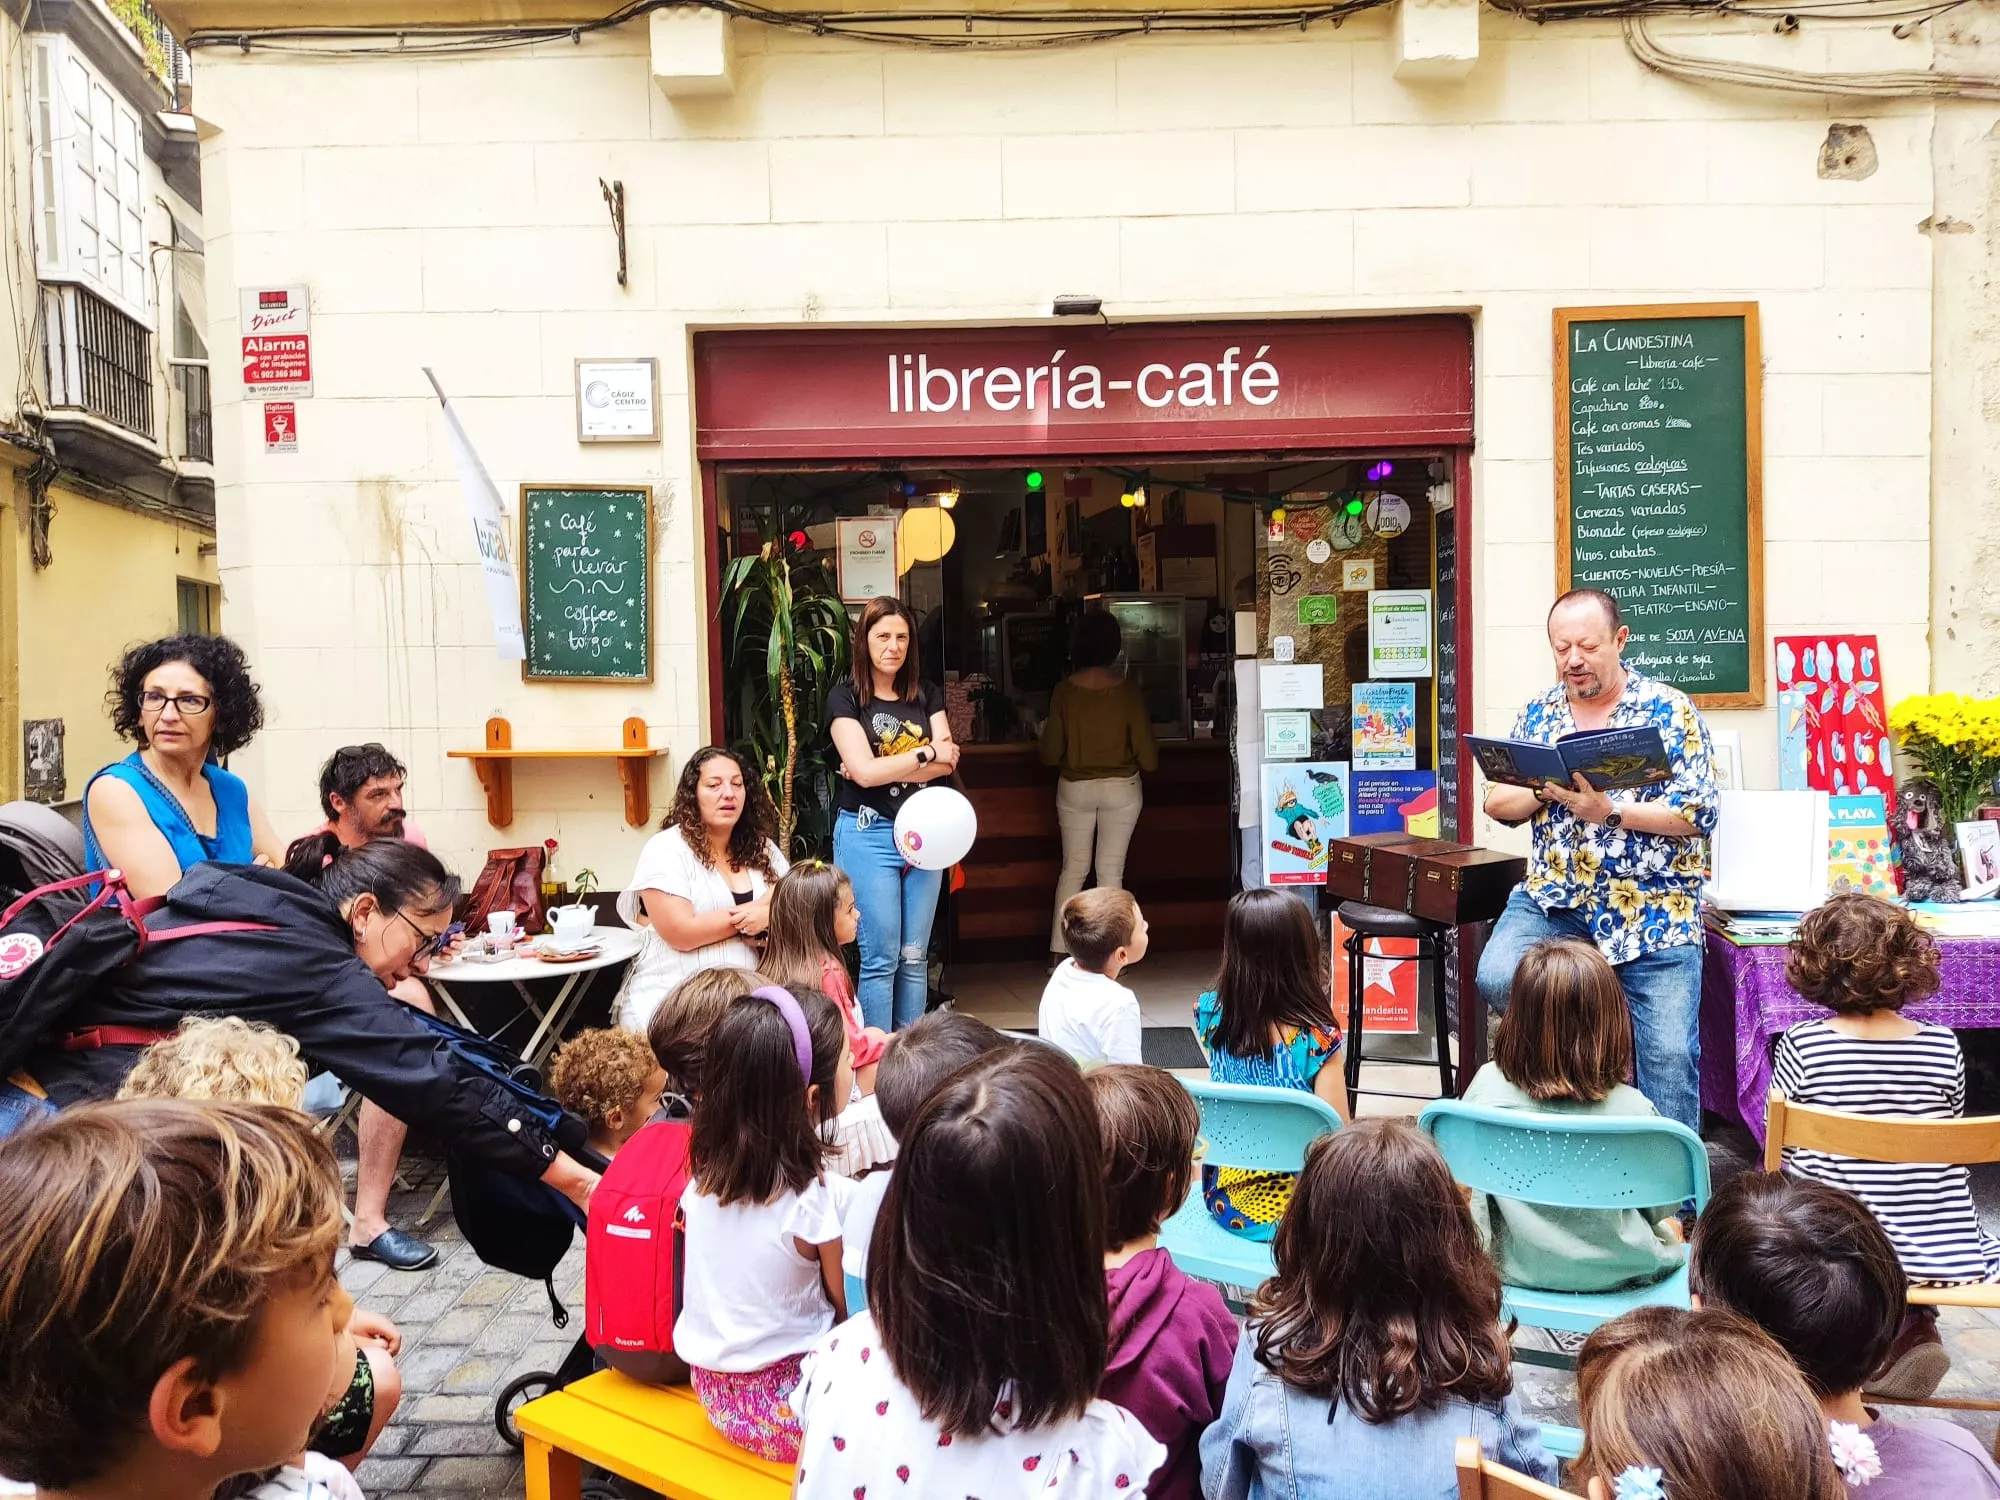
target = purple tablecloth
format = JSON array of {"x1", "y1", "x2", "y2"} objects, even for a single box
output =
[{"x1": 1699, "y1": 929, "x2": 2000, "y2": 1144}]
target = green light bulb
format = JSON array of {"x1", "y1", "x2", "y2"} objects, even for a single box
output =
[
  {"x1": 1025, "y1": 470, "x2": 1044, "y2": 491},
  {"x1": 1345, "y1": 497, "x2": 1365, "y2": 516}
]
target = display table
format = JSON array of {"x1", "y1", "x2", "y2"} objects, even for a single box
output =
[{"x1": 1698, "y1": 929, "x2": 2000, "y2": 1142}]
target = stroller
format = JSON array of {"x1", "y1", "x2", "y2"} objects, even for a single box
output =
[{"x1": 0, "y1": 801, "x2": 85, "y2": 901}]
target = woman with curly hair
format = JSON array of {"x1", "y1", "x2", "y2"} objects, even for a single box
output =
[
  {"x1": 1772, "y1": 891, "x2": 1998, "y2": 1400},
  {"x1": 82, "y1": 633, "x2": 284, "y2": 897},
  {"x1": 614, "y1": 747, "x2": 790, "y2": 1031}
]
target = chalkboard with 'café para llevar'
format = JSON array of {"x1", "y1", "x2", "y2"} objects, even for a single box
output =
[
  {"x1": 521, "y1": 485, "x2": 653, "y2": 682},
  {"x1": 1554, "y1": 304, "x2": 1765, "y2": 708}
]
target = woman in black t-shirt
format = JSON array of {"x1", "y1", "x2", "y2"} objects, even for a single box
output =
[{"x1": 826, "y1": 596, "x2": 961, "y2": 1031}]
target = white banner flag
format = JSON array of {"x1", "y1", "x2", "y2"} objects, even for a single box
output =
[{"x1": 426, "y1": 368, "x2": 525, "y2": 662}]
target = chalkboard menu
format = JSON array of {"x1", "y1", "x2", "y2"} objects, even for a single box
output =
[
  {"x1": 1554, "y1": 304, "x2": 1764, "y2": 707},
  {"x1": 521, "y1": 486, "x2": 653, "y2": 682}
]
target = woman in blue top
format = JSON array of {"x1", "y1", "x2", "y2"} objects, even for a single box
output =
[
  {"x1": 1194, "y1": 888, "x2": 1348, "y2": 1242},
  {"x1": 83, "y1": 634, "x2": 284, "y2": 897}
]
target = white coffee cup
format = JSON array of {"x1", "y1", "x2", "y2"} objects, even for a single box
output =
[
  {"x1": 551, "y1": 905, "x2": 594, "y2": 945},
  {"x1": 487, "y1": 910, "x2": 518, "y2": 939}
]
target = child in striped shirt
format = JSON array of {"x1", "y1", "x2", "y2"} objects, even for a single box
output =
[{"x1": 1772, "y1": 893, "x2": 2000, "y2": 1400}]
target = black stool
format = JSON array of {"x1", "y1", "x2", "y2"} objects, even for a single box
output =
[{"x1": 1338, "y1": 900, "x2": 1455, "y2": 1116}]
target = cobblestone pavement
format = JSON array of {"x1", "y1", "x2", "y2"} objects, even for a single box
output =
[{"x1": 353, "y1": 1138, "x2": 2000, "y2": 1500}]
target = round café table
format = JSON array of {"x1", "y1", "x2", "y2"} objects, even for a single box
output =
[{"x1": 425, "y1": 924, "x2": 643, "y2": 1073}]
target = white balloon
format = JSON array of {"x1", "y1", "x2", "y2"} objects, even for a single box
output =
[{"x1": 893, "y1": 786, "x2": 979, "y2": 871}]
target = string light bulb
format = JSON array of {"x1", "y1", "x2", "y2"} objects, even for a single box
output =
[
  {"x1": 937, "y1": 488, "x2": 960, "y2": 510},
  {"x1": 1270, "y1": 505, "x2": 1288, "y2": 526}
]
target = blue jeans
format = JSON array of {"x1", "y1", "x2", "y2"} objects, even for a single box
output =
[
  {"x1": 1475, "y1": 886, "x2": 1703, "y2": 1134},
  {"x1": 0, "y1": 1079, "x2": 56, "y2": 1142},
  {"x1": 833, "y1": 808, "x2": 943, "y2": 1032}
]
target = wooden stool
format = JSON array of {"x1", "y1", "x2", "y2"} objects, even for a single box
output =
[
  {"x1": 517, "y1": 1370, "x2": 792, "y2": 1500},
  {"x1": 1338, "y1": 899, "x2": 1454, "y2": 1115}
]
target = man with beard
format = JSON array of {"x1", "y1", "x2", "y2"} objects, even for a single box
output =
[
  {"x1": 300, "y1": 743, "x2": 442, "y2": 1269},
  {"x1": 1475, "y1": 589, "x2": 1719, "y2": 1134}
]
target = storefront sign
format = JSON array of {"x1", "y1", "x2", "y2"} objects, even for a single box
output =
[
  {"x1": 695, "y1": 318, "x2": 1473, "y2": 460},
  {"x1": 837, "y1": 516, "x2": 897, "y2": 602},
  {"x1": 264, "y1": 402, "x2": 298, "y2": 453},
  {"x1": 240, "y1": 285, "x2": 312, "y2": 398},
  {"x1": 575, "y1": 358, "x2": 660, "y2": 442},
  {"x1": 1368, "y1": 590, "x2": 1434, "y2": 679}
]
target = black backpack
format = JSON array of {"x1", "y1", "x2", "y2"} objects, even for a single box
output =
[{"x1": 0, "y1": 871, "x2": 273, "y2": 1081}]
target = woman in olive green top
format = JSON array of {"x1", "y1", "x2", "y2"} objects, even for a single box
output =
[{"x1": 1039, "y1": 609, "x2": 1160, "y2": 957}]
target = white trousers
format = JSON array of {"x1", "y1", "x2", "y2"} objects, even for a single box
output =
[{"x1": 1051, "y1": 773, "x2": 1145, "y2": 952}]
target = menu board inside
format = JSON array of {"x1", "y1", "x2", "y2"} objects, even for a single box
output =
[{"x1": 1554, "y1": 304, "x2": 1764, "y2": 707}]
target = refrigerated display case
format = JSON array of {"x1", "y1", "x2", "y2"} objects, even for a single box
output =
[{"x1": 1086, "y1": 592, "x2": 1189, "y2": 741}]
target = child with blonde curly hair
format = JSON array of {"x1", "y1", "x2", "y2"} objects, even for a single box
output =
[
  {"x1": 116, "y1": 1015, "x2": 311, "y2": 1106},
  {"x1": 1773, "y1": 892, "x2": 1999, "y2": 1399},
  {"x1": 550, "y1": 1027, "x2": 667, "y2": 1159}
]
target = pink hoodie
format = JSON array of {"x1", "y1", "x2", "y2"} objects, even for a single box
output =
[{"x1": 1101, "y1": 1247, "x2": 1239, "y2": 1500}]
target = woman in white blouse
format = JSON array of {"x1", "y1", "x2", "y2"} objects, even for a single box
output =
[{"x1": 615, "y1": 747, "x2": 790, "y2": 1031}]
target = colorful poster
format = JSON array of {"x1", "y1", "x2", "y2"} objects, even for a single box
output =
[
  {"x1": 1331, "y1": 913, "x2": 1421, "y2": 1035},
  {"x1": 1774, "y1": 636, "x2": 1891, "y2": 796},
  {"x1": 1367, "y1": 589, "x2": 1433, "y2": 678},
  {"x1": 1262, "y1": 761, "x2": 1349, "y2": 886},
  {"x1": 1827, "y1": 794, "x2": 1894, "y2": 898},
  {"x1": 1351, "y1": 771, "x2": 1440, "y2": 837},
  {"x1": 1352, "y1": 682, "x2": 1417, "y2": 770}
]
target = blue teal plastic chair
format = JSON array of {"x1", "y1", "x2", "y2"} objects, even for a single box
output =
[
  {"x1": 844, "y1": 1272, "x2": 867, "y2": 1316},
  {"x1": 1418, "y1": 1100, "x2": 1708, "y2": 1362},
  {"x1": 1158, "y1": 1078, "x2": 1343, "y2": 1290}
]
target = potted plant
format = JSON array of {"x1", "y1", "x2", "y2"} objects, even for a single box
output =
[
  {"x1": 547, "y1": 867, "x2": 599, "y2": 945},
  {"x1": 721, "y1": 534, "x2": 852, "y2": 858}
]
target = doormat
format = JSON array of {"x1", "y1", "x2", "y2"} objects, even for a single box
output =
[{"x1": 1142, "y1": 1026, "x2": 1208, "y2": 1071}]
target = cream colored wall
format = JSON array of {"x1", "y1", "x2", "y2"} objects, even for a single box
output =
[
  {"x1": 186, "y1": 9, "x2": 1940, "y2": 877},
  {"x1": 12, "y1": 487, "x2": 220, "y2": 799}
]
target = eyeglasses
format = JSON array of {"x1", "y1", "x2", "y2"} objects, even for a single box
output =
[
  {"x1": 139, "y1": 690, "x2": 212, "y2": 716},
  {"x1": 391, "y1": 908, "x2": 451, "y2": 961}
]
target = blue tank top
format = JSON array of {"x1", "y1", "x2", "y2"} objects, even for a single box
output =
[{"x1": 82, "y1": 753, "x2": 255, "y2": 874}]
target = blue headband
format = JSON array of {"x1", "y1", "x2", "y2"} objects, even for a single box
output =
[{"x1": 750, "y1": 985, "x2": 813, "y2": 1082}]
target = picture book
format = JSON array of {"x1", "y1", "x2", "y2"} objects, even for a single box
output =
[
  {"x1": 1774, "y1": 636, "x2": 1892, "y2": 797},
  {"x1": 1827, "y1": 794, "x2": 1894, "y2": 898},
  {"x1": 1351, "y1": 682, "x2": 1417, "y2": 771},
  {"x1": 1958, "y1": 820, "x2": 2000, "y2": 891},
  {"x1": 1465, "y1": 726, "x2": 1672, "y2": 792},
  {"x1": 1262, "y1": 761, "x2": 1349, "y2": 886}
]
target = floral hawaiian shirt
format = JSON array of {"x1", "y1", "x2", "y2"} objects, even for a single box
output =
[{"x1": 1511, "y1": 668, "x2": 1719, "y2": 963}]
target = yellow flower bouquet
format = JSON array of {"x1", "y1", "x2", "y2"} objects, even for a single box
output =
[{"x1": 1887, "y1": 693, "x2": 2000, "y2": 826}]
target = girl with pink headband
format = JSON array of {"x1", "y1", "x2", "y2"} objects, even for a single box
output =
[{"x1": 673, "y1": 985, "x2": 853, "y2": 1461}]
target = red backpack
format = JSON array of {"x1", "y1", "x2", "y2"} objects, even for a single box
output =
[{"x1": 584, "y1": 1115, "x2": 691, "y2": 1353}]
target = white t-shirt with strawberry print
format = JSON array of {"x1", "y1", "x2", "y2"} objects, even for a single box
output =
[{"x1": 793, "y1": 1311, "x2": 1166, "y2": 1498}]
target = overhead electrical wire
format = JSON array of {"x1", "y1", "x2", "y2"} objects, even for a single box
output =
[{"x1": 181, "y1": 0, "x2": 1978, "y2": 55}]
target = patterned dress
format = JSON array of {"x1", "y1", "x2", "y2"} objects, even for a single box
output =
[
  {"x1": 1511, "y1": 668, "x2": 1719, "y2": 963},
  {"x1": 1193, "y1": 990, "x2": 1342, "y2": 1242}
]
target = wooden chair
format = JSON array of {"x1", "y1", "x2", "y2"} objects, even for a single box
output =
[
  {"x1": 517, "y1": 1369, "x2": 792, "y2": 1500},
  {"x1": 1454, "y1": 1435, "x2": 1569, "y2": 1500},
  {"x1": 1764, "y1": 1087, "x2": 2000, "y2": 1448}
]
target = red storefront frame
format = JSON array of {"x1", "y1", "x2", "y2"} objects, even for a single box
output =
[{"x1": 693, "y1": 314, "x2": 1477, "y2": 837}]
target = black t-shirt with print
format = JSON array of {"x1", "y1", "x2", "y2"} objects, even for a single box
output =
[{"x1": 826, "y1": 679, "x2": 946, "y2": 817}]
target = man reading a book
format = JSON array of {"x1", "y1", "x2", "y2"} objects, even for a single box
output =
[{"x1": 1475, "y1": 587, "x2": 1720, "y2": 1134}]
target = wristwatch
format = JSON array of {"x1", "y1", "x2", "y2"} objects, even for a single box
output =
[
  {"x1": 915, "y1": 746, "x2": 934, "y2": 768},
  {"x1": 1604, "y1": 805, "x2": 1624, "y2": 831}
]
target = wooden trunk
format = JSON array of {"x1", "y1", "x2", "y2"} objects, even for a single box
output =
[
  {"x1": 1411, "y1": 848, "x2": 1527, "y2": 927},
  {"x1": 1367, "y1": 840, "x2": 1476, "y2": 914},
  {"x1": 1326, "y1": 832, "x2": 1432, "y2": 904}
]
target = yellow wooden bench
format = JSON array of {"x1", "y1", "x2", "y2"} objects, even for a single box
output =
[{"x1": 517, "y1": 1370, "x2": 793, "y2": 1500}]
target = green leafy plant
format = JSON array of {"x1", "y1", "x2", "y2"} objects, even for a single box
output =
[
  {"x1": 107, "y1": 0, "x2": 171, "y2": 83},
  {"x1": 722, "y1": 539, "x2": 852, "y2": 857},
  {"x1": 570, "y1": 868, "x2": 599, "y2": 899}
]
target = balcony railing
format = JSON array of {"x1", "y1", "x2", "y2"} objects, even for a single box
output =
[
  {"x1": 173, "y1": 359, "x2": 210, "y2": 462},
  {"x1": 110, "y1": 0, "x2": 193, "y2": 109},
  {"x1": 42, "y1": 282, "x2": 154, "y2": 439}
]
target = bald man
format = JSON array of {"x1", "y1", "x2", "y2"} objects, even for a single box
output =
[{"x1": 1475, "y1": 588, "x2": 1719, "y2": 1133}]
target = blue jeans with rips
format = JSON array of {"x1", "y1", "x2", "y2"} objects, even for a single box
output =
[
  {"x1": 1474, "y1": 886, "x2": 1704, "y2": 1135},
  {"x1": 833, "y1": 807, "x2": 944, "y2": 1032}
]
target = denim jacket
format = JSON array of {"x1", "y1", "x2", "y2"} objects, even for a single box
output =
[{"x1": 1199, "y1": 1328, "x2": 1558, "y2": 1500}]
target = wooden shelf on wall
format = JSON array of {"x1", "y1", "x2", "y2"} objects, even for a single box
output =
[{"x1": 447, "y1": 716, "x2": 668, "y2": 830}]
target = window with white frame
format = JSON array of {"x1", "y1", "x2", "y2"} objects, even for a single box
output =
[{"x1": 31, "y1": 37, "x2": 150, "y2": 318}]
